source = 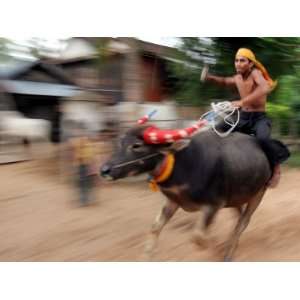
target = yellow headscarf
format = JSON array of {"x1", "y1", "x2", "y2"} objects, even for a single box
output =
[{"x1": 235, "y1": 48, "x2": 277, "y2": 90}]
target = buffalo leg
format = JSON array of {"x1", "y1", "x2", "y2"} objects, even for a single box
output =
[
  {"x1": 224, "y1": 188, "x2": 266, "y2": 261},
  {"x1": 234, "y1": 205, "x2": 244, "y2": 217},
  {"x1": 143, "y1": 199, "x2": 179, "y2": 260},
  {"x1": 192, "y1": 205, "x2": 220, "y2": 247}
]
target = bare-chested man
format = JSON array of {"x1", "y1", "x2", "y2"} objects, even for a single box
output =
[{"x1": 201, "y1": 48, "x2": 289, "y2": 187}]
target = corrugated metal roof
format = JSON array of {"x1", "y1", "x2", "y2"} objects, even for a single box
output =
[
  {"x1": 1, "y1": 80, "x2": 80, "y2": 97},
  {"x1": 0, "y1": 58, "x2": 75, "y2": 85},
  {"x1": 0, "y1": 59, "x2": 38, "y2": 79}
]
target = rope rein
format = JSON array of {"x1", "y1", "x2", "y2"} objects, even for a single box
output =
[
  {"x1": 112, "y1": 101, "x2": 239, "y2": 170},
  {"x1": 200, "y1": 101, "x2": 240, "y2": 137},
  {"x1": 111, "y1": 153, "x2": 161, "y2": 169}
]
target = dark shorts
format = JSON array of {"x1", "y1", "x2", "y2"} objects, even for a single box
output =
[
  {"x1": 221, "y1": 111, "x2": 271, "y2": 139},
  {"x1": 219, "y1": 111, "x2": 290, "y2": 167}
]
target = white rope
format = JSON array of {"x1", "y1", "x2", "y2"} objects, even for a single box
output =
[
  {"x1": 111, "y1": 153, "x2": 161, "y2": 169},
  {"x1": 200, "y1": 101, "x2": 240, "y2": 137}
]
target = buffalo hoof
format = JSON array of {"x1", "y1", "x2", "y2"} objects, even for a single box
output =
[
  {"x1": 191, "y1": 234, "x2": 210, "y2": 249},
  {"x1": 138, "y1": 253, "x2": 150, "y2": 262},
  {"x1": 223, "y1": 255, "x2": 233, "y2": 262}
]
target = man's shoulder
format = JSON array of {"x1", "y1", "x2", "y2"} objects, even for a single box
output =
[
  {"x1": 232, "y1": 74, "x2": 243, "y2": 83},
  {"x1": 251, "y1": 68, "x2": 269, "y2": 85},
  {"x1": 230, "y1": 74, "x2": 240, "y2": 83},
  {"x1": 251, "y1": 68, "x2": 264, "y2": 78}
]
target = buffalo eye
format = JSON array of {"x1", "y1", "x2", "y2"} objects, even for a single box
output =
[{"x1": 131, "y1": 142, "x2": 144, "y2": 152}]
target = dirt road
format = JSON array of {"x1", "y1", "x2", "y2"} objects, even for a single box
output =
[{"x1": 1, "y1": 156, "x2": 299, "y2": 261}]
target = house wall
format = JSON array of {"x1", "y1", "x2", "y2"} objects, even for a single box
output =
[
  {"x1": 59, "y1": 60, "x2": 100, "y2": 88},
  {"x1": 140, "y1": 55, "x2": 164, "y2": 102},
  {"x1": 1, "y1": 61, "x2": 78, "y2": 143},
  {"x1": 56, "y1": 38, "x2": 177, "y2": 103},
  {"x1": 59, "y1": 57, "x2": 124, "y2": 104}
]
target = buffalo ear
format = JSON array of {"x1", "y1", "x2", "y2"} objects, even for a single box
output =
[{"x1": 159, "y1": 139, "x2": 191, "y2": 154}]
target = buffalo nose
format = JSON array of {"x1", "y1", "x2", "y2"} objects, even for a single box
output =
[{"x1": 101, "y1": 164, "x2": 111, "y2": 177}]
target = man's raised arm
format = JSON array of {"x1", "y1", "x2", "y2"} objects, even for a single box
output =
[{"x1": 200, "y1": 66, "x2": 235, "y2": 87}]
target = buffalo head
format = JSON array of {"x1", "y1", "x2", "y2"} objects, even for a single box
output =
[{"x1": 100, "y1": 114, "x2": 207, "y2": 180}]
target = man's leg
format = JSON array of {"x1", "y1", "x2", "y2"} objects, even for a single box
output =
[
  {"x1": 254, "y1": 117, "x2": 281, "y2": 188},
  {"x1": 79, "y1": 164, "x2": 89, "y2": 205}
]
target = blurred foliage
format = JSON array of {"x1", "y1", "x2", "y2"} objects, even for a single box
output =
[
  {"x1": 0, "y1": 38, "x2": 13, "y2": 62},
  {"x1": 0, "y1": 38, "x2": 67, "y2": 62},
  {"x1": 266, "y1": 102, "x2": 293, "y2": 120},
  {"x1": 94, "y1": 37, "x2": 112, "y2": 66},
  {"x1": 169, "y1": 37, "x2": 300, "y2": 107},
  {"x1": 266, "y1": 103, "x2": 294, "y2": 136},
  {"x1": 287, "y1": 151, "x2": 300, "y2": 168},
  {"x1": 167, "y1": 37, "x2": 300, "y2": 138}
]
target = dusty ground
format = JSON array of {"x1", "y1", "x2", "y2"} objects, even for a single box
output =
[{"x1": 1, "y1": 150, "x2": 300, "y2": 261}]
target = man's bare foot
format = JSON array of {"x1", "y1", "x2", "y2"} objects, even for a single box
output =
[{"x1": 268, "y1": 165, "x2": 281, "y2": 188}]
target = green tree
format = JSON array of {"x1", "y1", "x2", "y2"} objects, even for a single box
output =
[{"x1": 169, "y1": 37, "x2": 300, "y2": 107}]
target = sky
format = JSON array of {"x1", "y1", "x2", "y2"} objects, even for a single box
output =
[
  {"x1": 3, "y1": 37, "x2": 180, "y2": 61},
  {"x1": 137, "y1": 37, "x2": 179, "y2": 47}
]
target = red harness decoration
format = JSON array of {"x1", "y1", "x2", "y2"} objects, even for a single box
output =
[{"x1": 143, "y1": 120, "x2": 208, "y2": 144}]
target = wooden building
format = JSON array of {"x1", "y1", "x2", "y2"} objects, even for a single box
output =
[
  {"x1": 0, "y1": 59, "x2": 80, "y2": 142},
  {"x1": 50, "y1": 37, "x2": 177, "y2": 104}
]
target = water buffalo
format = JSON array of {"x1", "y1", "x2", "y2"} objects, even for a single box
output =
[{"x1": 101, "y1": 118, "x2": 273, "y2": 261}]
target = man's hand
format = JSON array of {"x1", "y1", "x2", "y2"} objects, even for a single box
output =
[
  {"x1": 200, "y1": 65, "x2": 209, "y2": 82},
  {"x1": 231, "y1": 100, "x2": 243, "y2": 108}
]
